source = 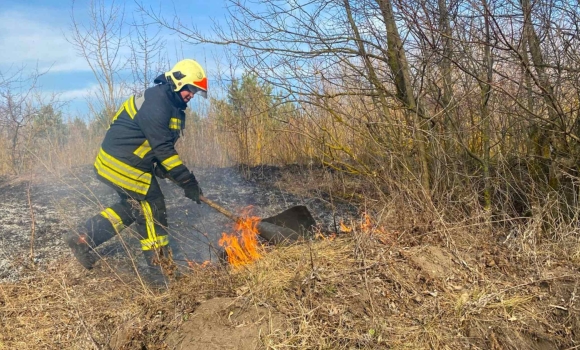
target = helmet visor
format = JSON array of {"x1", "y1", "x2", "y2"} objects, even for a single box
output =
[
  {"x1": 196, "y1": 90, "x2": 207, "y2": 99},
  {"x1": 184, "y1": 85, "x2": 207, "y2": 99}
]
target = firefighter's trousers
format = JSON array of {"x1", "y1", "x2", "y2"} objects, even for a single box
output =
[{"x1": 84, "y1": 177, "x2": 169, "y2": 253}]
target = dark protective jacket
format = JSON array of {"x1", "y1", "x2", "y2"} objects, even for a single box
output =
[{"x1": 94, "y1": 76, "x2": 193, "y2": 200}]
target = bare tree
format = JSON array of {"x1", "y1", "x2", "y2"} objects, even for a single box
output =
[
  {"x1": 0, "y1": 68, "x2": 58, "y2": 174},
  {"x1": 128, "y1": 12, "x2": 169, "y2": 94},
  {"x1": 143, "y1": 0, "x2": 580, "y2": 223},
  {"x1": 68, "y1": 0, "x2": 127, "y2": 126}
]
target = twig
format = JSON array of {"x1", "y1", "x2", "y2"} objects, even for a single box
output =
[
  {"x1": 308, "y1": 237, "x2": 315, "y2": 271},
  {"x1": 548, "y1": 304, "x2": 568, "y2": 311},
  {"x1": 486, "y1": 275, "x2": 577, "y2": 300},
  {"x1": 326, "y1": 263, "x2": 379, "y2": 279},
  {"x1": 27, "y1": 179, "x2": 36, "y2": 264}
]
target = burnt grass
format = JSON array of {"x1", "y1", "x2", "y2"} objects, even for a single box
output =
[{"x1": 0, "y1": 164, "x2": 357, "y2": 282}]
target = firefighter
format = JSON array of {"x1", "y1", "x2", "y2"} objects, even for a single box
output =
[{"x1": 65, "y1": 59, "x2": 207, "y2": 283}]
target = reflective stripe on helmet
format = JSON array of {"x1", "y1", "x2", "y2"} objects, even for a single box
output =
[{"x1": 192, "y1": 77, "x2": 207, "y2": 91}]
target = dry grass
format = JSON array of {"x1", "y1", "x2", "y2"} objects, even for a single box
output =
[
  {"x1": 246, "y1": 229, "x2": 579, "y2": 349},
  {"x1": 1, "y1": 216, "x2": 579, "y2": 349},
  {"x1": 185, "y1": 217, "x2": 580, "y2": 349},
  {"x1": 0, "y1": 257, "x2": 230, "y2": 349},
  {"x1": 1, "y1": 260, "x2": 143, "y2": 349}
]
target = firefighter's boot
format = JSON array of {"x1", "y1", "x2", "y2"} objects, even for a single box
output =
[
  {"x1": 142, "y1": 249, "x2": 168, "y2": 288},
  {"x1": 66, "y1": 214, "x2": 122, "y2": 270},
  {"x1": 65, "y1": 233, "x2": 96, "y2": 270}
]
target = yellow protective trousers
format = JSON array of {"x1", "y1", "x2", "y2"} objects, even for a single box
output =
[{"x1": 84, "y1": 177, "x2": 169, "y2": 251}]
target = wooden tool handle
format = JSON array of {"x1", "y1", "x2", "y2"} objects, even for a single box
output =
[{"x1": 199, "y1": 196, "x2": 239, "y2": 221}]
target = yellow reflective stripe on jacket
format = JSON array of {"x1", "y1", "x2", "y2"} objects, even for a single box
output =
[
  {"x1": 140, "y1": 201, "x2": 169, "y2": 250},
  {"x1": 95, "y1": 158, "x2": 150, "y2": 195},
  {"x1": 100, "y1": 208, "x2": 124, "y2": 232},
  {"x1": 95, "y1": 148, "x2": 151, "y2": 195},
  {"x1": 133, "y1": 140, "x2": 151, "y2": 158},
  {"x1": 125, "y1": 95, "x2": 137, "y2": 119},
  {"x1": 169, "y1": 118, "x2": 181, "y2": 130},
  {"x1": 98, "y1": 148, "x2": 151, "y2": 182},
  {"x1": 110, "y1": 105, "x2": 125, "y2": 126},
  {"x1": 109, "y1": 96, "x2": 138, "y2": 126},
  {"x1": 161, "y1": 155, "x2": 183, "y2": 171}
]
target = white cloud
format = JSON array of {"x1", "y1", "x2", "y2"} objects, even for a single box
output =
[
  {"x1": 0, "y1": 9, "x2": 90, "y2": 73},
  {"x1": 54, "y1": 83, "x2": 140, "y2": 108},
  {"x1": 58, "y1": 84, "x2": 102, "y2": 100}
]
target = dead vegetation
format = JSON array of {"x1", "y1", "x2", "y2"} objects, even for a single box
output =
[{"x1": 1, "y1": 197, "x2": 579, "y2": 349}]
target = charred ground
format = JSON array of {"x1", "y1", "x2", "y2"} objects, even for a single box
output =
[{"x1": 0, "y1": 165, "x2": 355, "y2": 282}]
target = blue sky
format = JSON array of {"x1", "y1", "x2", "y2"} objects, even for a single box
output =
[{"x1": 0, "y1": 0, "x2": 228, "y2": 120}]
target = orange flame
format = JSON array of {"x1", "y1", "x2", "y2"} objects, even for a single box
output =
[
  {"x1": 186, "y1": 259, "x2": 212, "y2": 269},
  {"x1": 340, "y1": 221, "x2": 352, "y2": 233},
  {"x1": 338, "y1": 213, "x2": 394, "y2": 244},
  {"x1": 219, "y1": 215, "x2": 263, "y2": 268},
  {"x1": 360, "y1": 213, "x2": 372, "y2": 231}
]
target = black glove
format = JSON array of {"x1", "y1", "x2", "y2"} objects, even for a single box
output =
[
  {"x1": 154, "y1": 165, "x2": 167, "y2": 179},
  {"x1": 183, "y1": 175, "x2": 202, "y2": 204}
]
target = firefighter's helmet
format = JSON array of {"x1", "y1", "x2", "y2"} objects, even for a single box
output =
[{"x1": 165, "y1": 59, "x2": 208, "y2": 98}]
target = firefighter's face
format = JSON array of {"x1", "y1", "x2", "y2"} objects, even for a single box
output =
[{"x1": 180, "y1": 89, "x2": 194, "y2": 103}]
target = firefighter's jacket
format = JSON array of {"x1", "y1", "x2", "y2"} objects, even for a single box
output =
[{"x1": 94, "y1": 78, "x2": 192, "y2": 200}]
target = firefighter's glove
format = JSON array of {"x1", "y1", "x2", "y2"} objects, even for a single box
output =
[
  {"x1": 183, "y1": 175, "x2": 203, "y2": 204},
  {"x1": 155, "y1": 164, "x2": 177, "y2": 182},
  {"x1": 154, "y1": 165, "x2": 167, "y2": 179}
]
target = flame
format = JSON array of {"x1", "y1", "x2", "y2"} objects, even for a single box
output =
[
  {"x1": 186, "y1": 259, "x2": 194, "y2": 269},
  {"x1": 341, "y1": 213, "x2": 374, "y2": 232},
  {"x1": 186, "y1": 259, "x2": 212, "y2": 269},
  {"x1": 219, "y1": 215, "x2": 263, "y2": 268},
  {"x1": 360, "y1": 213, "x2": 372, "y2": 231},
  {"x1": 340, "y1": 221, "x2": 352, "y2": 233},
  {"x1": 338, "y1": 213, "x2": 395, "y2": 245}
]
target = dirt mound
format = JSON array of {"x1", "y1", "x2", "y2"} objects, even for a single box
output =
[
  {"x1": 109, "y1": 297, "x2": 282, "y2": 350},
  {"x1": 167, "y1": 297, "x2": 282, "y2": 350},
  {"x1": 406, "y1": 245, "x2": 464, "y2": 280}
]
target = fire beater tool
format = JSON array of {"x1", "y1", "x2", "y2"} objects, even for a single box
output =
[{"x1": 200, "y1": 195, "x2": 316, "y2": 244}]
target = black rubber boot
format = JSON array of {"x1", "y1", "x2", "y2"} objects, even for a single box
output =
[
  {"x1": 142, "y1": 250, "x2": 168, "y2": 288},
  {"x1": 66, "y1": 214, "x2": 118, "y2": 270},
  {"x1": 65, "y1": 233, "x2": 96, "y2": 270}
]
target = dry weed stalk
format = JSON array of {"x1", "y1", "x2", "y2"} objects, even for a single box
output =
[{"x1": 26, "y1": 178, "x2": 35, "y2": 263}]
